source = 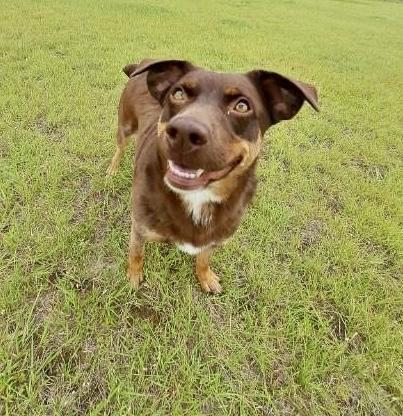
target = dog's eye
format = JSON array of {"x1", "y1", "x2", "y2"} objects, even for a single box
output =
[
  {"x1": 171, "y1": 88, "x2": 186, "y2": 101},
  {"x1": 234, "y1": 99, "x2": 250, "y2": 113}
]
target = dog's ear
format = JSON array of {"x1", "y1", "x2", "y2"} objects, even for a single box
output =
[
  {"x1": 247, "y1": 70, "x2": 318, "y2": 125},
  {"x1": 122, "y1": 58, "x2": 161, "y2": 78},
  {"x1": 123, "y1": 59, "x2": 196, "y2": 102},
  {"x1": 123, "y1": 63, "x2": 139, "y2": 77}
]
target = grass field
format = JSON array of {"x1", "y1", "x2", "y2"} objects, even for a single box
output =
[{"x1": 1, "y1": 0, "x2": 402, "y2": 414}]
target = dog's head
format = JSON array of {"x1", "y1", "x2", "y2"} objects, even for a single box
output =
[{"x1": 127, "y1": 59, "x2": 318, "y2": 196}]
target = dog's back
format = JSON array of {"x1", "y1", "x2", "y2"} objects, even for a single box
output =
[{"x1": 119, "y1": 59, "x2": 161, "y2": 139}]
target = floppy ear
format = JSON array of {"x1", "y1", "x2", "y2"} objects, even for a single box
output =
[
  {"x1": 247, "y1": 70, "x2": 319, "y2": 124},
  {"x1": 122, "y1": 58, "x2": 160, "y2": 78},
  {"x1": 123, "y1": 63, "x2": 138, "y2": 77},
  {"x1": 123, "y1": 59, "x2": 196, "y2": 102}
]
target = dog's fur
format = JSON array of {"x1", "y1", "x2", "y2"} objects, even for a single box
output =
[{"x1": 107, "y1": 59, "x2": 318, "y2": 293}]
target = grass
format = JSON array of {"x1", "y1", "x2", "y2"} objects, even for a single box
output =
[{"x1": 0, "y1": 0, "x2": 402, "y2": 414}]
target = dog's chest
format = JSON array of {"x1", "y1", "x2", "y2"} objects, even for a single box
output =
[
  {"x1": 143, "y1": 187, "x2": 223, "y2": 254},
  {"x1": 179, "y1": 188, "x2": 222, "y2": 227},
  {"x1": 138, "y1": 173, "x2": 254, "y2": 250}
]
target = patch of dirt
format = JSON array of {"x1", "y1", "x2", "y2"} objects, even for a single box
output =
[
  {"x1": 326, "y1": 196, "x2": 343, "y2": 215},
  {"x1": 381, "y1": 384, "x2": 403, "y2": 414},
  {"x1": 270, "y1": 360, "x2": 289, "y2": 388},
  {"x1": 129, "y1": 304, "x2": 161, "y2": 326},
  {"x1": 40, "y1": 368, "x2": 108, "y2": 415},
  {"x1": 339, "y1": 386, "x2": 363, "y2": 415},
  {"x1": 319, "y1": 187, "x2": 343, "y2": 215},
  {"x1": 33, "y1": 289, "x2": 59, "y2": 324},
  {"x1": 76, "y1": 373, "x2": 108, "y2": 415},
  {"x1": 72, "y1": 277, "x2": 95, "y2": 293},
  {"x1": 205, "y1": 297, "x2": 227, "y2": 325},
  {"x1": 34, "y1": 116, "x2": 65, "y2": 141},
  {"x1": 346, "y1": 332, "x2": 367, "y2": 353},
  {"x1": 326, "y1": 195, "x2": 343, "y2": 216},
  {"x1": 315, "y1": 164, "x2": 327, "y2": 175},
  {"x1": 322, "y1": 138, "x2": 334, "y2": 149},
  {"x1": 350, "y1": 158, "x2": 389, "y2": 180},
  {"x1": 338, "y1": 384, "x2": 390, "y2": 416},
  {"x1": 81, "y1": 337, "x2": 97, "y2": 355},
  {"x1": 243, "y1": 354, "x2": 262, "y2": 383},
  {"x1": 200, "y1": 398, "x2": 221, "y2": 415},
  {"x1": 321, "y1": 302, "x2": 368, "y2": 352},
  {"x1": 299, "y1": 219, "x2": 325, "y2": 249},
  {"x1": 69, "y1": 175, "x2": 92, "y2": 225},
  {"x1": 361, "y1": 239, "x2": 400, "y2": 278},
  {"x1": 185, "y1": 334, "x2": 198, "y2": 351},
  {"x1": 255, "y1": 404, "x2": 274, "y2": 416},
  {"x1": 330, "y1": 312, "x2": 348, "y2": 341},
  {"x1": 272, "y1": 399, "x2": 298, "y2": 415},
  {"x1": 48, "y1": 264, "x2": 67, "y2": 285},
  {"x1": 319, "y1": 301, "x2": 351, "y2": 342},
  {"x1": 0, "y1": 142, "x2": 9, "y2": 157},
  {"x1": 280, "y1": 157, "x2": 291, "y2": 173}
]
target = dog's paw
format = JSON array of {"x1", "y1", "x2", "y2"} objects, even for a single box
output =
[
  {"x1": 127, "y1": 268, "x2": 144, "y2": 289},
  {"x1": 198, "y1": 269, "x2": 222, "y2": 294}
]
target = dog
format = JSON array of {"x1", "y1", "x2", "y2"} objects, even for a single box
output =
[{"x1": 107, "y1": 59, "x2": 318, "y2": 293}]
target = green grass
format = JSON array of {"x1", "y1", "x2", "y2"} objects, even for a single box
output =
[{"x1": 1, "y1": 0, "x2": 402, "y2": 414}]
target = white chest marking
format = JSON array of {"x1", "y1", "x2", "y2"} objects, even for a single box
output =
[
  {"x1": 164, "y1": 178, "x2": 222, "y2": 226},
  {"x1": 176, "y1": 242, "x2": 214, "y2": 255}
]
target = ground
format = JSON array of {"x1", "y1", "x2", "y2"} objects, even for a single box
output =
[{"x1": 0, "y1": 0, "x2": 402, "y2": 414}]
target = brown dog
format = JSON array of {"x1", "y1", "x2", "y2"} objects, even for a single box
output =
[{"x1": 107, "y1": 59, "x2": 318, "y2": 293}]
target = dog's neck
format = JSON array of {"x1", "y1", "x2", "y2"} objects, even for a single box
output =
[
  {"x1": 164, "y1": 180, "x2": 222, "y2": 226},
  {"x1": 163, "y1": 161, "x2": 258, "y2": 228}
]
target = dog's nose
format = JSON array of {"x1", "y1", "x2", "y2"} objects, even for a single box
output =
[{"x1": 166, "y1": 118, "x2": 208, "y2": 148}]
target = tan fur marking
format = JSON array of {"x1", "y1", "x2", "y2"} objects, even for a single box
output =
[
  {"x1": 106, "y1": 130, "x2": 134, "y2": 175},
  {"x1": 127, "y1": 249, "x2": 144, "y2": 288},
  {"x1": 224, "y1": 87, "x2": 241, "y2": 97},
  {"x1": 143, "y1": 228, "x2": 166, "y2": 242},
  {"x1": 195, "y1": 249, "x2": 222, "y2": 293},
  {"x1": 210, "y1": 132, "x2": 262, "y2": 200},
  {"x1": 127, "y1": 217, "x2": 145, "y2": 288},
  {"x1": 182, "y1": 80, "x2": 197, "y2": 90},
  {"x1": 106, "y1": 146, "x2": 124, "y2": 175},
  {"x1": 157, "y1": 119, "x2": 167, "y2": 137}
]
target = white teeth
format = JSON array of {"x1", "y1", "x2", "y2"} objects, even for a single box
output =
[{"x1": 167, "y1": 160, "x2": 202, "y2": 180}]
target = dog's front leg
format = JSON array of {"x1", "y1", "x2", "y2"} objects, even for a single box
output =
[
  {"x1": 127, "y1": 218, "x2": 145, "y2": 289},
  {"x1": 195, "y1": 249, "x2": 222, "y2": 294}
]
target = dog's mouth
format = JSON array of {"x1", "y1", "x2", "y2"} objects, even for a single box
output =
[{"x1": 165, "y1": 159, "x2": 240, "y2": 190}]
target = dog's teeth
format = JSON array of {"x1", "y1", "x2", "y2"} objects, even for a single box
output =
[{"x1": 168, "y1": 161, "x2": 199, "y2": 180}]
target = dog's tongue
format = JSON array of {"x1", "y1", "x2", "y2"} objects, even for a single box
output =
[{"x1": 166, "y1": 160, "x2": 231, "y2": 190}]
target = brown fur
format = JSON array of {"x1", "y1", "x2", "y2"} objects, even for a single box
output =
[{"x1": 107, "y1": 59, "x2": 318, "y2": 293}]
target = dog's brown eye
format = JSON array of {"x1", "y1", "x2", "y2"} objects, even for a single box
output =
[
  {"x1": 234, "y1": 99, "x2": 250, "y2": 113},
  {"x1": 171, "y1": 88, "x2": 186, "y2": 101}
]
